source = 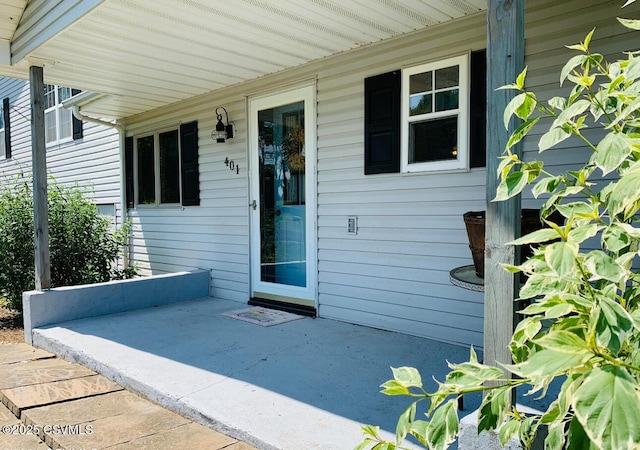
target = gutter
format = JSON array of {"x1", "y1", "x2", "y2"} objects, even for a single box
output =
[{"x1": 62, "y1": 94, "x2": 129, "y2": 267}]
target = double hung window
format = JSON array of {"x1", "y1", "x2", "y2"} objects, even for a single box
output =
[
  {"x1": 401, "y1": 54, "x2": 469, "y2": 172},
  {"x1": 44, "y1": 85, "x2": 73, "y2": 145}
]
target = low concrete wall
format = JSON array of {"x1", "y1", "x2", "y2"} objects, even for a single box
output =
[{"x1": 23, "y1": 270, "x2": 210, "y2": 344}]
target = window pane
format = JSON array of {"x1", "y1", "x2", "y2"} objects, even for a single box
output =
[
  {"x1": 409, "y1": 72, "x2": 432, "y2": 95},
  {"x1": 435, "y1": 89, "x2": 459, "y2": 111},
  {"x1": 45, "y1": 110, "x2": 56, "y2": 143},
  {"x1": 159, "y1": 130, "x2": 180, "y2": 204},
  {"x1": 409, "y1": 116, "x2": 458, "y2": 164},
  {"x1": 410, "y1": 93, "x2": 432, "y2": 116},
  {"x1": 435, "y1": 66, "x2": 459, "y2": 89},
  {"x1": 57, "y1": 86, "x2": 72, "y2": 102},
  {"x1": 44, "y1": 85, "x2": 56, "y2": 109},
  {"x1": 58, "y1": 108, "x2": 72, "y2": 140},
  {"x1": 0, "y1": 131, "x2": 4, "y2": 156},
  {"x1": 137, "y1": 136, "x2": 156, "y2": 204}
]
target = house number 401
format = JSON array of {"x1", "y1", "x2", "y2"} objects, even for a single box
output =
[{"x1": 224, "y1": 157, "x2": 239, "y2": 174}]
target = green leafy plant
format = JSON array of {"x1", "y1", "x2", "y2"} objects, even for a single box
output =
[
  {"x1": 0, "y1": 174, "x2": 136, "y2": 312},
  {"x1": 357, "y1": 10, "x2": 640, "y2": 450}
]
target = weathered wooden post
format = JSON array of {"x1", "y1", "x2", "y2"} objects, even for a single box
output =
[
  {"x1": 484, "y1": 0, "x2": 525, "y2": 376},
  {"x1": 29, "y1": 65, "x2": 51, "y2": 290}
]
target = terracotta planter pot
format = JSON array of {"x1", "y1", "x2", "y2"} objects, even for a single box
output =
[{"x1": 463, "y1": 209, "x2": 562, "y2": 279}]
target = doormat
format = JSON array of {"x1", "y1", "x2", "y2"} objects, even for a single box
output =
[{"x1": 222, "y1": 307, "x2": 305, "y2": 327}]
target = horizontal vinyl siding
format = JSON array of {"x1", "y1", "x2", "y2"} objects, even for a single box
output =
[
  {"x1": 125, "y1": 96, "x2": 249, "y2": 302},
  {"x1": 315, "y1": 12, "x2": 487, "y2": 347},
  {"x1": 0, "y1": 76, "x2": 121, "y2": 222},
  {"x1": 119, "y1": 0, "x2": 639, "y2": 348}
]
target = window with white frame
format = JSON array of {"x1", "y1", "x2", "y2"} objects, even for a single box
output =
[
  {"x1": 135, "y1": 129, "x2": 181, "y2": 206},
  {"x1": 44, "y1": 85, "x2": 73, "y2": 145},
  {"x1": 401, "y1": 54, "x2": 469, "y2": 173}
]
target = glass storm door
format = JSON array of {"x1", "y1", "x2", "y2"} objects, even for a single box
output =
[{"x1": 249, "y1": 86, "x2": 316, "y2": 305}]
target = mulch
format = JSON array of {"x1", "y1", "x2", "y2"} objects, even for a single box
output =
[{"x1": 0, "y1": 306, "x2": 24, "y2": 344}]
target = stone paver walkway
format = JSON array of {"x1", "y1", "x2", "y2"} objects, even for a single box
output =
[{"x1": 0, "y1": 343, "x2": 256, "y2": 450}]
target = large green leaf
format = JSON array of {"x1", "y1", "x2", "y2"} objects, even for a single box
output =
[
  {"x1": 552, "y1": 99, "x2": 591, "y2": 129},
  {"x1": 561, "y1": 54, "x2": 587, "y2": 85},
  {"x1": 545, "y1": 421, "x2": 566, "y2": 450},
  {"x1": 539, "y1": 127, "x2": 572, "y2": 152},
  {"x1": 618, "y1": 17, "x2": 640, "y2": 30},
  {"x1": 395, "y1": 403, "x2": 416, "y2": 445},
  {"x1": 495, "y1": 171, "x2": 529, "y2": 201},
  {"x1": 532, "y1": 175, "x2": 562, "y2": 198},
  {"x1": 498, "y1": 419, "x2": 521, "y2": 446},
  {"x1": 608, "y1": 162, "x2": 640, "y2": 219},
  {"x1": 573, "y1": 366, "x2": 640, "y2": 450},
  {"x1": 444, "y1": 361, "x2": 504, "y2": 389},
  {"x1": 510, "y1": 228, "x2": 560, "y2": 245},
  {"x1": 425, "y1": 399, "x2": 459, "y2": 450},
  {"x1": 391, "y1": 366, "x2": 423, "y2": 388},
  {"x1": 508, "y1": 117, "x2": 541, "y2": 148},
  {"x1": 544, "y1": 241, "x2": 578, "y2": 277},
  {"x1": 584, "y1": 251, "x2": 626, "y2": 282},
  {"x1": 478, "y1": 385, "x2": 512, "y2": 431},
  {"x1": 566, "y1": 416, "x2": 597, "y2": 450},
  {"x1": 504, "y1": 93, "x2": 528, "y2": 129},
  {"x1": 568, "y1": 224, "x2": 600, "y2": 245},
  {"x1": 533, "y1": 330, "x2": 590, "y2": 354},
  {"x1": 594, "y1": 132, "x2": 632, "y2": 176},
  {"x1": 595, "y1": 296, "x2": 634, "y2": 355},
  {"x1": 508, "y1": 348, "x2": 591, "y2": 379}
]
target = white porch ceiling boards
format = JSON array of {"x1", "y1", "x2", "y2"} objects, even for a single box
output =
[
  {"x1": 0, "y1": 0, "x2": 486, "y2": 119},
  {"x1": 0, "y1": 0, "x2": 26, "y2": 41}
]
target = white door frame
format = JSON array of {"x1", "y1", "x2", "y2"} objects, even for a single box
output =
[{"x1": 248, "y1": 84, "x2": 317, "y2": 306}]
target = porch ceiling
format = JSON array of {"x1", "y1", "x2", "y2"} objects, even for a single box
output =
[{"x1": 0, "y1": 0, "x2": 486, "y2": 120}]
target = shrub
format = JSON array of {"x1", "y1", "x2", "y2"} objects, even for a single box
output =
[
  {"x1": 358, "y1": 7, "x2": 640, "y2": 450},
  {"x1": 0, "y1": 174, "x2": 135, "y2": 312}
]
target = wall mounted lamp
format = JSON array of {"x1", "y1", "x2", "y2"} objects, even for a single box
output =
[{"x1": 211, "y1": 107, "x2": 234, "y2": 143}]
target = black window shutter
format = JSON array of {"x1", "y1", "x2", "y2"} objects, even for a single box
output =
[
  {"x1": 364, "y1": 70, "x2": 401, "y2": 174},
  {"x1": 125, "y1": 136, "x2": 134, "y2": 208},
  {"x1": 470, "y1": 50, "x2": 487, "y2": 168},
  {"x1": 3, "y1": 98, "x2": 11, "y2": 159},
  {"x1": 71, "y1": 89, "x2": 83, "y2": 140},
  {"x1": 180, "y1": 121, "x2": 200, "y2": 206}
]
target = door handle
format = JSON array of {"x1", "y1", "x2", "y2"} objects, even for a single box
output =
[
  {"x1": 275, "y1": 209, "x2": 281, "y2": 216},
  {"x1": 250, "y1": 200, "x2": 257, "y2": 210}
]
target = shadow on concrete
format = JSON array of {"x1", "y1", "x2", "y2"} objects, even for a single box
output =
[{"x1": 33, "y1": 298, "x2": 557, "y2": 449}]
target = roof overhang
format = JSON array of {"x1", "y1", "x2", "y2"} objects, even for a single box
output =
[{"x1": 0, "y1": 0, "x2": 486, "y2": 120}]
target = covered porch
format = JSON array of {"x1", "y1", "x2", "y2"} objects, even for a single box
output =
[{"x1": 30, "y1": 296, "x2": 558, "y2": 449}]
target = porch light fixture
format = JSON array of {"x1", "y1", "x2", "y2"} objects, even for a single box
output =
[{"x1": 212, "y1": 107, "x2": 234, "y2": 143}]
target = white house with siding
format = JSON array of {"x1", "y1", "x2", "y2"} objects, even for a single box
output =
[
  {"x1": 0, "y1": 0, "x2": 638, "y2": 350},
  {"x1": 0, "y1": 76, "x2": 121, "y2": 222}
]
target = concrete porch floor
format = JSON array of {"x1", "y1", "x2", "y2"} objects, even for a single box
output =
[{"x1": 30, "y1": 297, "x2": 554, "y2": 449}]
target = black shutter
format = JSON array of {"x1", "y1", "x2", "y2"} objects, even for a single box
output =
[
  {"x1": 125, "y1": 136, "x2": 134, "y2": 208},
  {"x1": 2, "y1": 98, "x2": 10, "y2": 159},
  {"x1": 470, "y1": 49, "x2": 487, "y2": 168},
  {"x1": 180, "y1": 121, "x2": 200, "y2": 206},
  {"x1": 71, "y1": 89, "x2": 83, "y2": 140},
  {"x1": 364, "y1": 70, "x2": 401, "y2": 174}
]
